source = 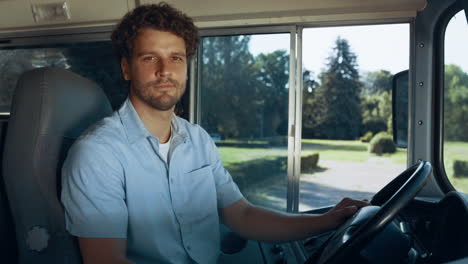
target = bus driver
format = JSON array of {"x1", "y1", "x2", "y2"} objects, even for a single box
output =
[{"x1": 61, "y1": 3, "x2": 368, "y2": 264}]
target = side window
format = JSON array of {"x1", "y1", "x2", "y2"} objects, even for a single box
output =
[
  {"x1": 299, "y1": 24, "x2": 409, "y2": 211},
  {"x1": 0, "y1": 42, "x2": 126, "y2": 111},
  {"x1": 198, "y1": 34, "x2": 290, "y2": 210},
  {"x1": 443, "y1": 11, "x2": 468, "y2": 191}
]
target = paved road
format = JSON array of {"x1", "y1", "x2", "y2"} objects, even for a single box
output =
[
  {"x1": 245, "y1": 157, "x2": 406, "y2": 211},
  {"x1": 299, "y1": 158, "x2": 405, "y2": 210}
]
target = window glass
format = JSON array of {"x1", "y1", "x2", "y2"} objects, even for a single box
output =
[
  {"x1": 198, "y1": 34, "x2": 290, "y2": 210},
  {"x1": 443, "y1": 11, "x2": 468, "y2": 191},
  {"x1": 300, "y1": 24, "x2": 409, "y2": 211},
  {"x1": 0, "y1": 41, "x2": 126, "y2": 112}
]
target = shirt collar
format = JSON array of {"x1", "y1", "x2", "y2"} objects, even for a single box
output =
[{"x1": 118, "y1": 98, "x2": 188, "y2": 144}]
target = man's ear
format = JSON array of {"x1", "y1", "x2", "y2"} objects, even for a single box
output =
[{"x1": 121, "y1": 57, "x2": 131, "y2": 81}]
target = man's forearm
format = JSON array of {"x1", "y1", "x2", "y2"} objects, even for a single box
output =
[
  {"x1": 227, "y1": 204, "x2": 335, "y2": 242},
  {"x1": 222, "y1": 198, "x2": 366, "y2": 243}
]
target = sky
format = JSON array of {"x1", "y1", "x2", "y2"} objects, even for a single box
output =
[{"x1": 249, "y1": 11, "x2": 468, "y2": 76}]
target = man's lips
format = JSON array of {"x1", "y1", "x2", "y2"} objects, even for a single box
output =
[
  {"x1": 153, "y1": 83, "x2": 175, "y2": 89},
  {"x1": 147, "y1": 81, "x2": 177, "y2": 90}
]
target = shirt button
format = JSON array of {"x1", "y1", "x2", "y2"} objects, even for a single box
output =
[
  {"x1": 187, "y1": 245, "x2": 191, "y2": 250},
  {"x1": 170, "y1": 179, "x2": 174, "y2": 184}
]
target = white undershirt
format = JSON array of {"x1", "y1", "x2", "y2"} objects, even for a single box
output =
[{"x1": 159, "y1": 130, "x2": 172, "y2": 164}]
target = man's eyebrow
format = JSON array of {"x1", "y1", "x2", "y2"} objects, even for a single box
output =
[
  {"x1": 171, "y1": 51, "x2": 187, "y2": 57},
  {"x1": 135, "y1": 51, "x2": 156, "y2": 57},
  {"x1": 134, "y1": 51, "x2": 186, "y2": 57}
]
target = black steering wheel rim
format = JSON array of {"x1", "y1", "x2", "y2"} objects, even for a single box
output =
[{"x1": 314, "y1": 161, "x2": 432, "y2": 264}]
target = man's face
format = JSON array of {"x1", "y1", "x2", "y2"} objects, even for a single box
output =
[{"x1": 122, "y1": 28, "x2": 187, "y2": 111}]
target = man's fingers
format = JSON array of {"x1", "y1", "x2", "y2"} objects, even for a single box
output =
[
  {"x1": 343, "y1": 205, "x2": 359, "y2": 216},
  {"x1": 354, "y1": 200, "x2": 370, "y2": 208},
  {"x1": 337, "y1": 197, "x2": 370, "y2": 209},
  {"x1": 330, "y1": 205, "x2": 358, "y2": 218}
]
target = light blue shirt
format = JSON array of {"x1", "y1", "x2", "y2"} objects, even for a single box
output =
[{"x1": 61, "y1": 98, "x2": 243, "y2": 264}]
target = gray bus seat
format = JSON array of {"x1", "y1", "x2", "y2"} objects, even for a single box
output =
[{"x1": 2, "y1": 67, "x2": 113, "y2": 263}]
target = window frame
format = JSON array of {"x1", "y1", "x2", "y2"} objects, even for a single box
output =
[
  {"x1": 433, "y1": 3, "x2": 467, "y2": 192},
  {"x1": 408, "y1": 0, "x2": 461, "y2": 198},
  {"x1": 194, "y1": 21, "x2": 415, "y2": 212},
  {"x1": 193, "y1": 26, "x2": 301, "y2": 212},
  {"x1": 297, "y1": 23, "x2": 411, "y2": 211}
]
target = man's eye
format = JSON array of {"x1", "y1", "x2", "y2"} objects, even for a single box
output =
[
  {"x1": 173, "y1": 56, "x2": 184, "y2": 61},
  {"x1": 143, "y1": 56, "x2": 156, "y2": 61}
]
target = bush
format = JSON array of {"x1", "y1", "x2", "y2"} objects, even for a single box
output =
[
  {"x1": 226, "y1": 157, "x2": 287, "y2": 190},
  {"x1": 369, "y1": 132, "x2": 396, "y2": 155},
  {"x1": 453, "y1": 160, "x2": 468, "y2": 178},
  {"x1": 301, "y1": 153, "x2": 320, "y2": 172},
  {"x1": 360, "y1": 131, "x2": 374, "y2": 143},
  {"x1": 362, "y1": 118, "x2": 387, "y2": 135}
]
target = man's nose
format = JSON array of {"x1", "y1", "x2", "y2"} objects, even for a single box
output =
[{"x1": 156, "y1": 58, "x2": 172, "y2": 77}]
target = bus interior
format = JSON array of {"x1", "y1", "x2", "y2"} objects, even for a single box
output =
[{"x1": 0, "y1": 0, "x2": 467, "y2": 263}]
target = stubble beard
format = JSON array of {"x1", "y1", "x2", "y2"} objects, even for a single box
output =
[{"x1": 132, "y1": 78, "x2": 185, "y2": 111}]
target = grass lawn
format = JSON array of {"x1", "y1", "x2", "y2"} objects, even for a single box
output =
[
  {"x1": 301, "y1": 139, "x2": 407, "y2": 164},
  {"x1": 444, "y1": 141, "x2": 468, "y2": 192},
  {"x1": 218, "y1": 139, "x2": 468, "y2": 193},
  {"x1": 449, "y1": 178, "x2": 468, "y2": 192},
  {"x1": 218, "y1": 147, "x2": 287, "y2": 167},
  {"x1": 218, "y1": 139, "x2": 407, "y2": 164}
]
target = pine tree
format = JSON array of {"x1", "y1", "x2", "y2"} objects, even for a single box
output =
[{"x1": 303, "y1": 37, "x2": 362, "y2": 139}]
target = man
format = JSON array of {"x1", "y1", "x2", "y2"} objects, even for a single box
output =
[{"x1": 61, "y1": 3, "x2": 368, "y2": 264}]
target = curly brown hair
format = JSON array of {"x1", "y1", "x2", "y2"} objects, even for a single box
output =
[{"x1": 111, "y1": 2, "x2": 199, "y2": 62}]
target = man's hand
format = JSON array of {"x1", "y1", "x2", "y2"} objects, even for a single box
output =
[{"x1": 322, "y1": 198, "x2": 370, "y2": 230}]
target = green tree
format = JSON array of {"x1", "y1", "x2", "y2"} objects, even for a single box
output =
[
  {"x1": 361, "y1": 70, "x2": 393, "y2": 96},
  {"x1": 360, "y1": 70, "x2": 394, "y2": 135},
  {"x1": 303, "y1": 37, "x2": 362, "y2": 139},
  {"x1": 360, "y1": 90, "x2": 392, "y2": 134},
  {"x1": 200, "y1": 36, "x2": 290, "y2": 140},
  {"x1": 444, "y1": 64, "x2": 468, "y2": 141},
  {"x1": 361, "y1": 94, "x2": 387, "y2": 134},
  {"x1": 255, "y1": 50, "x2": 289, "y2": 137},
  {"x1": 200, "y1": 36, "x2": 260, "y2": 139},
  {"x1": 302, "y1": 70, "x2": 319, "y2": 137}
]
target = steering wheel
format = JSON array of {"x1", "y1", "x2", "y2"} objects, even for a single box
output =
[{"x1": 311, "y1": 161, "x2": 432, "y2": 264}]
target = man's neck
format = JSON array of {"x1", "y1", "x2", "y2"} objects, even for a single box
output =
[{"x1": 129, "y1": 96, "x2": 173, "y2": 143}]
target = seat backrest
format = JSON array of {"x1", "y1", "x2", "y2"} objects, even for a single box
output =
[{"x1": 2, "y1": 67, "x2": 113, "y2": 263}]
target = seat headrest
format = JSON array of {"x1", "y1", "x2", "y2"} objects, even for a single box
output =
[{"x1": 9, "y1": 67, "x2": 113, "y2": 139}]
